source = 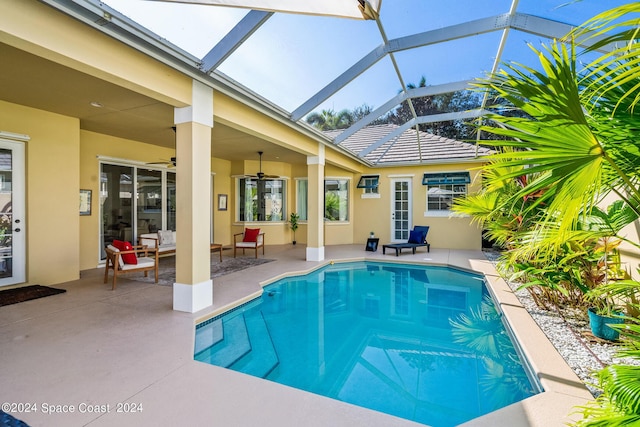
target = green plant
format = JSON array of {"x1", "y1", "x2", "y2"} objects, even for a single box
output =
[
  {"x1": 325, "y1": 192, "x2": 340, "y2": 220},
  {"x1": 465, "y1": 2, "x2": 640, "y2": 423},
  {"x1": 289, "y1": 212, "x2": 299, "y2": 243},
  {"x1": 574, "y1": 315, "x2": 640, "y2": 426}
]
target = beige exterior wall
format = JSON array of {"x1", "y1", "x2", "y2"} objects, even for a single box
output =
[
  {"x1": 600, "y1": 192, "x2": 640, "y2": 280},
  {"x1": 352, "y1": 163, "x2": 484, "y2": 250},
  {"x1": 0, "y1": 100, "x2": 80, "y2": 285},
  {"x1": 212, "y1": 157, "x2": 232, "y2": 246}
]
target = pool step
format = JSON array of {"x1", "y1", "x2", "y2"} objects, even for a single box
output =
[
  {"x1": 194, "y1": 314, "x2": 251, "y2": 367},
  {"x1": 230, "y1": 312, "x2": 279, "y2": 378},
  {"x1": 194, "y1": 318, "x2": 224, "y2": 355}
]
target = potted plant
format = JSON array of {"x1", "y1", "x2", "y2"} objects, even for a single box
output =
[
  {"x1": 587, "y1": 302, "x2": 624, "y2": 341},
  {"x1": 586, "y1": 275, "x2": 625, "y2": 342},
  {"x1": 370, "y1": 231, "x2": 375, "y2": 238},
  {"x1": 585, "y1": 236, "x2": 627, "y2": 341},
  {"x1": 289, "y1": 212, "x2": 299, "y2": 245}
]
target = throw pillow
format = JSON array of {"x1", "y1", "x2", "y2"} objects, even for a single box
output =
[
  {"x1": 112, "y1": 239, "x2": 138, "y2": 264},
  {"x1": 243, "y1": 228, "x2": 260, "y2": 243},
  {"x1": 408, "y1": 230, "x2": 424, "y2": 244},
  {"x1": 158, "y1": 230, "x2": 175, "y2": 246}
]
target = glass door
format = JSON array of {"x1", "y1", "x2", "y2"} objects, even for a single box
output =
[
  {"x1": 0, "y1": 138, "x2": 25, "y2": 287},
  {"x1": 390, "y1": 178, "x2": 412, "y2": 242},
  {"x1": 100, "y1": 164, "x2": 134, "y2": 260}
]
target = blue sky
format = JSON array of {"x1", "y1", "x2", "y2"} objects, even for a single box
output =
[{"x1": 103, "y1": 0, "x2": 627, "y2": 117}]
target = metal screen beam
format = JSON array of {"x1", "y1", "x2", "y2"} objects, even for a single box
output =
[
  {"x1": 334, "y1": 80, "x2": 473, "y2": 144},
  {"x1": 202, "y1": 10, "x2": 273, "y2": 73},
  {"x1": 290, "y1": 44, "x2": 388, "y2": 121},
  {"x1": 291, "y1": 12, "x2": 589, "y2": 122}
]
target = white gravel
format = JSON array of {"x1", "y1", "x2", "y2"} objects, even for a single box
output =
[{"x1": 483, "y1": 250, "x2": 638, "y2": 396}]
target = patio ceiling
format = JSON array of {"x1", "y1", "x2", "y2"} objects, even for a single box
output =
[
  {"x1": 6, "y1": 0, "x2": 628, "y2": 166},
  {"x1": 0, "y1": 39, "x2": 304, "y2": 165}
]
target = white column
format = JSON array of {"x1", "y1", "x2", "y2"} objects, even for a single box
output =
[
  {"x1": 173, "y1": 80, "x2": 214, "y2": 313},
  {"x1": 306, "y1": 145, "x2": 325, "y2": 261}
]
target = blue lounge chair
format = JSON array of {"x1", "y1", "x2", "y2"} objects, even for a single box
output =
[{"x1": 382, "y1": 226, "x2": 430, "y2": 256}]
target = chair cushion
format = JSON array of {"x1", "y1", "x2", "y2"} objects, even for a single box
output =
[
  {"x1": 113, "y1": 240, "x2": 137, "y2": 264},
  {"x1": 130, "y1": 257, "x2": 155, "y2": 268},
  {"x1": 236, "y1": 241, "x2": 258, "y2": 248},
  {"x1": 408, "y1": 229, "x2": 424, "y2": 244},
  {"x1": 243, "y1": 228, "x2": 260, "y2": 242},
  {"x1": 413, "y1": 226, "x2": 430, "y2": 237},
  {"x1": 107, "y1": 244, "x2": 124, "y2": 269}
]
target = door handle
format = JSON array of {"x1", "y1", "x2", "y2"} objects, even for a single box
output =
[{"x1": 14, "y1": 228, "x2": 20, "y2": 232}]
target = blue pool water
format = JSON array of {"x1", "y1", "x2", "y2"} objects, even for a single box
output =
[{"x1": 195, "y1": 261, "x2": 540, "y2": 426}]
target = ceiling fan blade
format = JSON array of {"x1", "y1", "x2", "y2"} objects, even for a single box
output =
[{"x1": 146, "y1": 157, "x2": 176, "y2": 168}]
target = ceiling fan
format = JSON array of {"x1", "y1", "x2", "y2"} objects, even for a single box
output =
[
  {"x1": 146, "y1": 156, "x2": 176, "y2": 168},
  {"x1": 147, "y1": 126, "x2": 177, "y2": 168},
  {"x1": 247, "y1": 151, "x2": 279, "y2": 180}
]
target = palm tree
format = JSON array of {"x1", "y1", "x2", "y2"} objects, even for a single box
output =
[
  {"x1": 305, "y1": 108, "x2": 353, "y2": 130},
  {"x1": 387, "y1": 76, "x2": 482, "y2": 140}
]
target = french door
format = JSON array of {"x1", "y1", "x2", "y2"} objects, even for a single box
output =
[
  {"x1": 0, "y1": 137, "x2": 25, "y2": 287},
  {"x1": 390, "y1": 178, "x2": 412, "y2": 242}
]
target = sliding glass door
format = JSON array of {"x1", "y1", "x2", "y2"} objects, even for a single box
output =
[
  {"x1": 100, "y1": 164, "x2": 134, "y2": 258},
  {"x1": 100, "y1": 162, "x2": 176, "y2": 261}
]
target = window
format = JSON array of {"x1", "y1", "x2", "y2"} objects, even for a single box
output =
[
  {"x1": 239, "y1": 178, "x2": 285, "y2": 221},
  {"x1": 325, "y1": 179, "x2": 349, "y2": 221},
  {"x1": 295, "y1": 179, "x2": 308, "y2": 221},
  {"x1": 357, "y1": 175, "x2": 379, "y2": 195},
  {"x1": 423, "y1": 172, "x2": 470, "y2": 212}
]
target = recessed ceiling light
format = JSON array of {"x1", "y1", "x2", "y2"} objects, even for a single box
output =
[{"x1": 90, "y1": 101, "x2": 103, "y2": 108}]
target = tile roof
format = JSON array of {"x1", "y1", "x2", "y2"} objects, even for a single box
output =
[{"x1": 325, "y1": 124, "x2": 492, "y2": 165}]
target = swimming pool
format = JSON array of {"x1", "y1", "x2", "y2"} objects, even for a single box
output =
[{"x1": 195, "y1": 261, "x2": 540, "y2": 426}]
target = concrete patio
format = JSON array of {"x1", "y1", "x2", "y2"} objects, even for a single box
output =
[{"x1": 0, "y1": 245, "x2": 593, "y2": 426}]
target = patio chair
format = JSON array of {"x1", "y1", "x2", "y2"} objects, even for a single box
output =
[
  {"x1": 104, "y1": 241, "x2": 159, "y2": 290},
  {"x1": 382, "y1": 226, "x2": 430, "y2": 256},
  {"x1": 233, "y1": 228, "x2": 265, "y2": 258}
]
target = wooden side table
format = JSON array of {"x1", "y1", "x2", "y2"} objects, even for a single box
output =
[{"x1": 210, "y1": 243, "x2": 223, "y2": 262}]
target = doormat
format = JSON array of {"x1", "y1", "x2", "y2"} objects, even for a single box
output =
[{"x1": 0, "y1": 285, "x2": 66, "y2": 307}]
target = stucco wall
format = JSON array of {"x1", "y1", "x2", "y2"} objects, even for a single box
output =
[
  {"x1": 600, "y1": 192, "x2": 640, "y2": 280},
  {"x1": 0, "y1": 100, "x2": 80, "y2": 285},
  {"x1": 352, "y1": 163, "x2": 484, "y2": 251},
  {"x1": 212, "y1": 157, "x2": 232, "y2": 246}
]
